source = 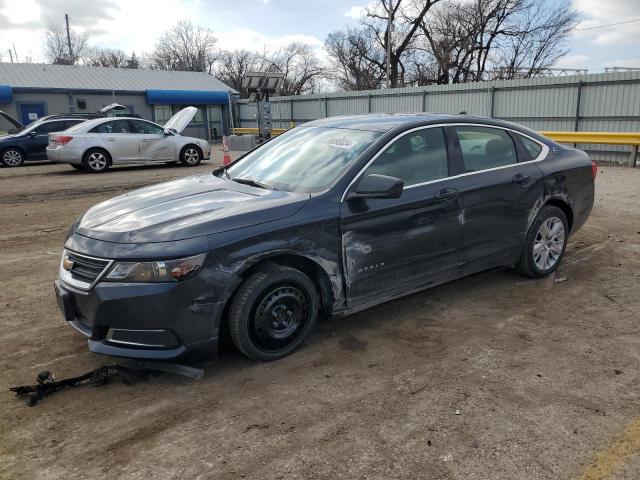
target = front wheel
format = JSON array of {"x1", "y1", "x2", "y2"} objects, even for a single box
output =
[
  {"x1": 1, "y1": 148, "x2": 25, "y2": 167},
  {"x1": 228, "y1": 265, "x2": 319, "y2": 361},
  {"x1": 179, "y1": 145, "x2": 202, "y2": 167},
  {"x1": 517, "y1": 205, "x2": 568, "y2": 278}
]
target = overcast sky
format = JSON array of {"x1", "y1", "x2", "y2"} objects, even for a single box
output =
[{"x1": 0, "y1": 0, "x2": 639, "y2": 75}]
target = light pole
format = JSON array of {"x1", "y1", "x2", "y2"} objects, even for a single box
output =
[{"x1": 386, "y1": 0, "x2": 393, "y2": 88}]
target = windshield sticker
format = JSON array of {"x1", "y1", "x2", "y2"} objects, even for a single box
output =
[{"x1": 326, "y1": 137, "x2": 354, "y2": 150}]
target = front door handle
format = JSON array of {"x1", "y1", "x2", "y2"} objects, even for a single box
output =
[
  {"x1": 512, "y1": 173, "x2": 530, "y2": 184},
  {"x1": 435, "y1": 188, "x2": 458, "y2": 201}
]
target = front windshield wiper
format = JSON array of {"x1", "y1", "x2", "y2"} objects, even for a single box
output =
[{"x1": 232, "y1": 177, "x2": 277, "y2": 191}]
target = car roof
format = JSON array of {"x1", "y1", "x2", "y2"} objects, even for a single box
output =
[{"x1": 301, "y1": 113, "x2": 534, "y2": 134}]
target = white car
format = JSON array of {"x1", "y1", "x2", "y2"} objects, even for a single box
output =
[{"x1": 46, "y1": 106, "x2": 211, "y2": 173}]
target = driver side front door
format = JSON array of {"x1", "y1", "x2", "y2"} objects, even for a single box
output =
[
  {"x1": 129, "y1": 119, "x2": 174, "y2": 162},
  {"x1": 340, "y1": 126, "x2": 463, "y2": 307}
]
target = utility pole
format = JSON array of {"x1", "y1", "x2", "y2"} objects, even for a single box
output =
[
  {"x1": 386, "y1": 0, "x2": 393, "y2": 88},
  {"x1": 65, "y1": 13, "x2": 73, "y2": 61},
  {"x1": 8, "y1": 49, "x2": 13, "y2": 63},
  {"x1": 12, "y1": 43, "x2": 18, "y2": 63}
]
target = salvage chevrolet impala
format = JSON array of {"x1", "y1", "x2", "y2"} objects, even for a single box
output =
[{"x1": 55, "y1": 114, "x2": 595, "y2": 361}]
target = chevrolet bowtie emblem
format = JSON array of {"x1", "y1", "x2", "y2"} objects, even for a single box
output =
[{"x1": 62, "y1": 256, "x2": 74, "y2": 271}]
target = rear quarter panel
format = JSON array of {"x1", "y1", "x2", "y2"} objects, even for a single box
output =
[{"x1": 534, "y1": 146, "x2": 594, "y2": 236}]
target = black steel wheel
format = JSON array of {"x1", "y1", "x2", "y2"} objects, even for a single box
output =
[{"x1": 228, "y1": 264, "x2": 319, "y2": 361}]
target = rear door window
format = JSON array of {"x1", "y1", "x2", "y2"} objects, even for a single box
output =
[
  {"x1": 129, "y1": 120, "x2": 164, "y2": 135},
  {"x1": 90, "y1": 120, "x2": 131, "y2": 134},
  {"x1": 454, "y1": 126, "x2": 517, "y2": 172},
  {"x1": 33, "y1": 121, "x2": 68, "y2": 134},
  {"x1": 363, "y1": 127, "x2": 449, "y2": 187}
]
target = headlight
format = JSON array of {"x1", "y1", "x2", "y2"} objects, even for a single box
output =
[{"x1": 105, "y1": 253, "x2": 206, "y2": 283}]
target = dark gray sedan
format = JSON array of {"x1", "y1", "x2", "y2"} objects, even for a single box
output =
[{"x1": 55, "y1": 114, "x2": 595, "y2": 362}]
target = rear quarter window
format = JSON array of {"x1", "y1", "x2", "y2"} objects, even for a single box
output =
[{"x1": 517, "y1": 134, "x2": 543, "y2": 160}]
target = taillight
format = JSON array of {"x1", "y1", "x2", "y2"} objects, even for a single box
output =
[
  {"x1": 53, "y1": 135, "x2": 73, "y2": 146},
  {"x1": 591, "y1": 161, "x2": 598, "y2": 180}
]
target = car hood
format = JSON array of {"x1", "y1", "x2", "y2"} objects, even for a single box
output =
[
  {"x1": 76, "y1": 174, "x2": 310, "y2": 244},
  {"x1": 164, "y1": 106, "x2": 197, "y2": 134},
  {"x1": 0, "y1": 133, "x2": 20, "y2": 141}
]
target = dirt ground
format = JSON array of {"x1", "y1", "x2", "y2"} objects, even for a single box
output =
[{"x1": 0, "y1": 154, "x2": 639, "y2": 480}]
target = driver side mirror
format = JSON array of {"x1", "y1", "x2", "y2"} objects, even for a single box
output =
[{"x1": 347, "y1": 174, "x2": 404, "y2": 200}]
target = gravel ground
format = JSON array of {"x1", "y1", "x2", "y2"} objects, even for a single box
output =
[{"x1": 0, "y1": 155, "x2": 639, "y2": 480}]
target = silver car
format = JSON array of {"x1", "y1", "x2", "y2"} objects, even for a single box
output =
[{"x1": 46, "y1": 106, "x2": 211, "y2": 173}]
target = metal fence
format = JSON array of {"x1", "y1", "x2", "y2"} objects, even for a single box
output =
[{"x1": 234, "y1": 71, "x2": 640, "y2": 164}]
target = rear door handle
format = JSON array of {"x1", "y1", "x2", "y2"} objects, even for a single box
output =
[
  {"x1": 512, "y1": 173, "x2": 530, "y2": 184},
  {"x1": 106, "y1": 137, "x2": 116, "y2": 141},
  {"x1": 435, "y1": 188, "x2": 458, "y2": 201},
  {"x1": 140, "y1": 139, "x2": 151, "y2": 143}
]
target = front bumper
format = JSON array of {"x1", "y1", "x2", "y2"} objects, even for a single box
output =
[{"x1": 54, "y1": 276, "x2": 223, "y2": 360}]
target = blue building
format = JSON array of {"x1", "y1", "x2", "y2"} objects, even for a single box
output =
[{"x1": 0, "y1": 63, "x2": 236, "y2": 141}]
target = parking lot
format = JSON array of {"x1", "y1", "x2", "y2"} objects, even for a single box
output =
[{"x1": 1, "y1": 155, "x2": 639, "y2": 480}]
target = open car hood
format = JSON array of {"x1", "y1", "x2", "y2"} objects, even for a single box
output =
[{"x1": 164, "y1": 106, "x2": 197, "y2": 134}]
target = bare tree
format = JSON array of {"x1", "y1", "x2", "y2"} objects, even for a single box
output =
[
  {"x1": 215, "y1": 50, "x2": 262, "y2": 94},
  {"x1": 418, "y1": 0, "x2": 577, "y2": 83},
  {"x1": 325, "y1": 28, "x2": 386, "y2": 90},
  {"x1": 362, "y1": 0, "x2": 442, "y2": 87},
  {"x1": 84, "y1": 47, "x2": 128, "y2": 68},
  {"x1": 43, "y1": 22, "x2": 89, "y2": 65},
  {"x1": 151, "y1": 21, "x2": 219, "y2": 73},
  {"x1": 493, "y1": 1, "x2": 578, "y2": 79},
  {"x1": 259, "y1": 42, "x2": 324, "y2": 95}
]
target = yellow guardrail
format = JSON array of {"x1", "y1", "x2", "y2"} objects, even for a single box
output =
[
  {"x1": 541, "y1": 131, "x2": 639, "y2": 167},
  {"x1": 230, "y1": 127, "x2": 639, "y2": 167},
  {"x1": 540, "y1": 131, "x2": 640, "y2": 146},
  {"x1": 232, "y1": 127, "x2": 288, "y2": 136}
]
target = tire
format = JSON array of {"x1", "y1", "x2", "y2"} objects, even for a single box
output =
[
  {"x1": 228, "y1": 265, "x2": 319, "y2": 361},
  {"x1": 82, "y1": 148, "x2": 110, "y2": 173},
  {"x1": 179, "y1": 145, "x2": 202, "y2": 167},
  {"x1": 1, "y1": 148, "x2": 25, "y2": 167},
  {"x1": 517, "y1": 205, "x2": 568, "y2": 278}
]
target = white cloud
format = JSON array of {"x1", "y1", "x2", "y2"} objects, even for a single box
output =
[
  {"x1": 344, "y1": 5, "x2": 367, "y2": 19},
  {"x1": 571, "y1": 0, "x2": 640, "y2": 45},
  {"x1": 553, "y1": 54, "x2": 591, "y2": 69}
]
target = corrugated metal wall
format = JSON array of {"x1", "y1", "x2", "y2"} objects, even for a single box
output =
[{"x1": 236, "y1": 71, "x2": 640, "y2": 163}]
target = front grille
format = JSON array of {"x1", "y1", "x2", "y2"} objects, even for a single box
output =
[{"x1": 67, "y1": 251, "x2": 110, "y2": 283}]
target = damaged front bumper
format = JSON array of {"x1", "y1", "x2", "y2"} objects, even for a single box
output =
[{"x1": 54, "y1": 277, "x2": 222, "y2": 360}]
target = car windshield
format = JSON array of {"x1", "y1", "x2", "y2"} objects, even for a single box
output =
[{"x1": 225, "y1": 126, "x2": 382, "y2": 193}]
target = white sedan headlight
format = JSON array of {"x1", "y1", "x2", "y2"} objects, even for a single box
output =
[{"x1": 105, "y1": 253, "x2": 206, "y2": 283}]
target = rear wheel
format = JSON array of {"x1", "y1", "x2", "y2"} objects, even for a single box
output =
[
  {"x1": 517, "y1": 205, "x2": 568, "y2": 278},
  {"x1": 228, "y1": 265, "x2": 319, "y2": 361},
  {"x1": 1, "y1": 148, "x2": 25, "y2": 167},
  {"x1": 179, "y1": 145, "x2": 202, "y2": 167},
  {"x1": 83, "y1": 148, "x2": 110, "y2": 173}
]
